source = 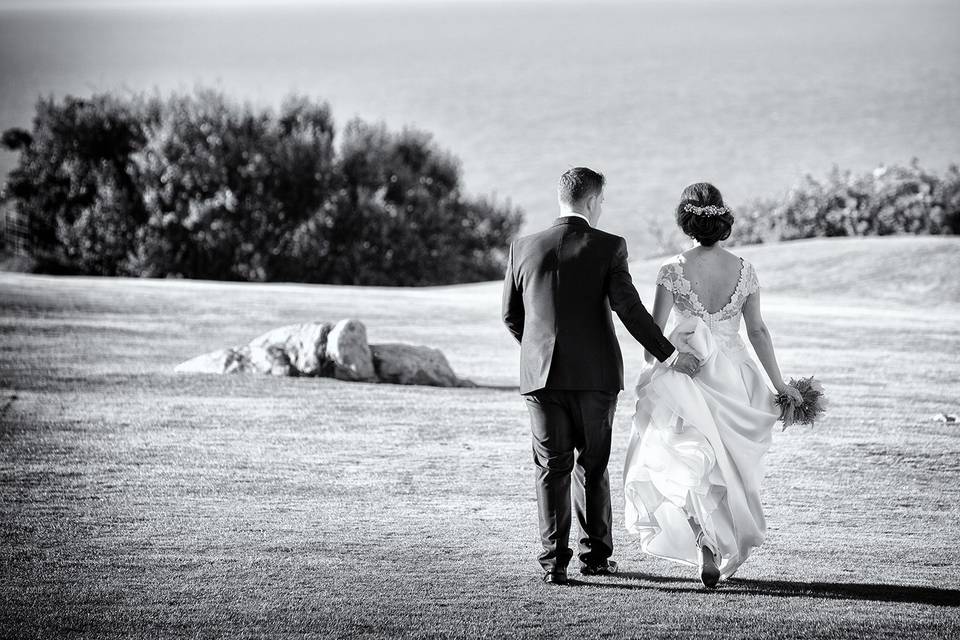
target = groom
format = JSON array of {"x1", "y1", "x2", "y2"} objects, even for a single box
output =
[{"x1": 502, "y1": 167, "x2": 700, "y2": 584}]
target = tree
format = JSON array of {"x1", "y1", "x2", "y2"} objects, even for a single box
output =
[
  {"x1": 2, "y1": 89, "x2": 524, "y2": 284},
  {"x1": 130, "y1": 90, "x2": 336, "y2": 280},
  {"x1": 1, "y1": 95, "x2": 147, "y2": 274}
]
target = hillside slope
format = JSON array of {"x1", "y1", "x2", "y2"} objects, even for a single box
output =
[{"x1": 631, "y1": 236, "x2": 960, "y2": 306}]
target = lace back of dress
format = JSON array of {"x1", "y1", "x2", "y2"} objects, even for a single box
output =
[{"x1": 656, "y1": 257, "x2": 760, "y2": 328}]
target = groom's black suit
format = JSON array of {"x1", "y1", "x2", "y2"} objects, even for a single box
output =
[{"x1": 502, "y1": 215, "x2": 676, "y2": 572}]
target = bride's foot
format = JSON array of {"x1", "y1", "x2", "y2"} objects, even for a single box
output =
[{"x1": 696, "y1": 534, "x2": 721, "y2": 589}]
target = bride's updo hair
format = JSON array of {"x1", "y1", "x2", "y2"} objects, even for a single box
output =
[{"x1": 676, "y1": 182, "x2": 734, "y2": 246}]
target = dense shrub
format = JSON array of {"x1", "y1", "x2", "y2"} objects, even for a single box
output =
[
  {"x1": 317, "y1": 120, "x2": 520, "y2": 285},
  {"x1": 1, "y1": 89, "x2": 524, "y2": 284},
  {"x1": 2, "y1": 95, "x2": 148, "y2": 274},
  {"x1": 728, "y1": 160, "x2": 960, "y2": 246},
  {"x1": 129, "y1": 90, "x2": 338, "y2": 281}
]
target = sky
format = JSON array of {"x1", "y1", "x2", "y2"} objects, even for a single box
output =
[
  {"x1": 3, "y1": 0, "x2": 528, "y2": 7},
  {"x1": 0, "y1": 0, "x2": 850, "y2": 9}
]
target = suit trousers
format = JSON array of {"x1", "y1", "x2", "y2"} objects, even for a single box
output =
[{"x1": 524, "y1": 389, "x2": 617, "y2": 571}]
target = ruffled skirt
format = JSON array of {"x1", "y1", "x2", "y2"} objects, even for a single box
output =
[{"x1": 623, "y1": 317, "x2": 779, "y2": 579}]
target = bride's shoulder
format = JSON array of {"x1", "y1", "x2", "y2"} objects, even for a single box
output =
[
  {"x1": 656, "y1": 254, "x2": 684, "y2": 275},
  {"x1": 731, "y1": 251, "x2": 757, "y2": 271},
  {"x1": 658, "y1": 253, "x2": 684, "y2": 268},
  {"x1": 717, "y1": 248, "x2": 754, "y2": 270},
  {"x1": 655, "y1": 255, "x2": 684, "y2": 290},
  {"x1": 728, "y1": 252, "x2": 761, "y2": 293}
]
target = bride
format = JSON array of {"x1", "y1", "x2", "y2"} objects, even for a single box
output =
[{"x1": 623, "y1": 182, "x2": 802, "y2": 588}]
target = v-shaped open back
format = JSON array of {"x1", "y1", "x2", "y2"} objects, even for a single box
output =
[
  {"x1": 656, "y1": 255, "x2": 760, "y2": 325},
  {"x1": 680, "y1": 256, "x2": 746, "y2": 316}
]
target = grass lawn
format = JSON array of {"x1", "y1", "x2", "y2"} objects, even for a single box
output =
[{"x1": 1, "y1": 236, "x2": 959, "y2": 639}]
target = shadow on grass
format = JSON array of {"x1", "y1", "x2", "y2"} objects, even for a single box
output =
[
  {"x1": 470, "y1": 383, "x2": 519, "y2": 392},
  {"x1": 574, "y1": 572, "x2": 960, "y2": 607}
]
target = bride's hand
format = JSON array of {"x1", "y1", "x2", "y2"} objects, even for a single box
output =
[
  {"x1": 670, "y1": 352, "x2": 701, "y2": 378},
  {"x1": 777, "y1": 383, "x2": 803, "y2": 404}
]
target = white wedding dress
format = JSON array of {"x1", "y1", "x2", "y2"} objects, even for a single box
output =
[{"x1": 623, "y1": 256, "x2": 779, "y2": 580}]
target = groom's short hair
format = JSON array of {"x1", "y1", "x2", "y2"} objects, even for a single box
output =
[{"x1": 558, "y1": 167, "x2": 605, "y2": 206}]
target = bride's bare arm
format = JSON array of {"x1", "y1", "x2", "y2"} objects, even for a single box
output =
[
  {"x1": 644, "y1": 285, "x2": 674, "y2": 364},
  {"x1": 742, "y1": 291, "x2": 800, "y2": 399}
]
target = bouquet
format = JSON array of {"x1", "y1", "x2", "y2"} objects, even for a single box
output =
[{"x1": 775, "y1": 376, "x2": 827, "y2": 430}]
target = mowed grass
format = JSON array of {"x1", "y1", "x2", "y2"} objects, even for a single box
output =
[{"x1": 1, "y1": 236, "x2": 959, "y2": 639}]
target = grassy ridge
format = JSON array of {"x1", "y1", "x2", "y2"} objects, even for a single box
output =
[{"x1": 1, "y1": 236, "x2": 959, "y2": 638}]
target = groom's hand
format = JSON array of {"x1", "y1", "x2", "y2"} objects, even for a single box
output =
[{"x1": 670, "y1": 352, "x2": 701, "y2": 378}]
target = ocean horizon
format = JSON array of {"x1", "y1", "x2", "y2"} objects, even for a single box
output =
[{"x1": 1, "y1": 0, "x2": 958, "y2": 254}]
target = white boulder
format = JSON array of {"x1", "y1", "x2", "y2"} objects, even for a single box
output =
[
  {"x1": 174, "y1": 345, "x2": 291, "y2": 376},
  {"x1": 174, "y1": 347, "x2": 239, "y2": 374},
  {"x1": 326, "y1": 318, "x2": 376, "y2": 381},
  {"x1": 248, "y1": 322, "x2": 331, "y2": 375}
]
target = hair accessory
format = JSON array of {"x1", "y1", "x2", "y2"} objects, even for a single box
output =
[{"x1": 683, "y1": 203, "x2": 729, "y2": 217}]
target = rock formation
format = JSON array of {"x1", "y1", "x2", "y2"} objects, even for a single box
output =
[
  {"x1": 174, "y1": 319, "x2": 472, "y2": 387},
  {"x1": 248, "y1": 323, "x2": 330, "y2": 376}
]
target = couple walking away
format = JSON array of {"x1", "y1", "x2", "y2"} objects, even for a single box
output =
[{"x1": 501, "y1": 167, "x2": 802, "y2": 588}]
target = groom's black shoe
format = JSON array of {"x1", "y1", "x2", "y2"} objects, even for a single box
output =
[
  {"x1": 542, "y1": 569, "x2": 569, "y2": 585},
  {"x1": 579, "y1": 560, "x2": 618, "y2": 576}
]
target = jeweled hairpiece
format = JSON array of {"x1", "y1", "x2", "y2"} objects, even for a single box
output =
[{"x1": 683, "y1": 203, "x2": 730, "y2": 217}]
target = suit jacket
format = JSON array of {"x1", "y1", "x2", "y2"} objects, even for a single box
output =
[{"x1": 502, "y1": 216, "x2": 676, "y2": 395}]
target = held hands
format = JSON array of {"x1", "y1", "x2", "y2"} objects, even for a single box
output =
[
  {"x1": 670, "y1": 352, "x2": 701, "y2": 378},
  {"x1": 667, "y1": 329, "x2": 702, "y2": 378}
]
